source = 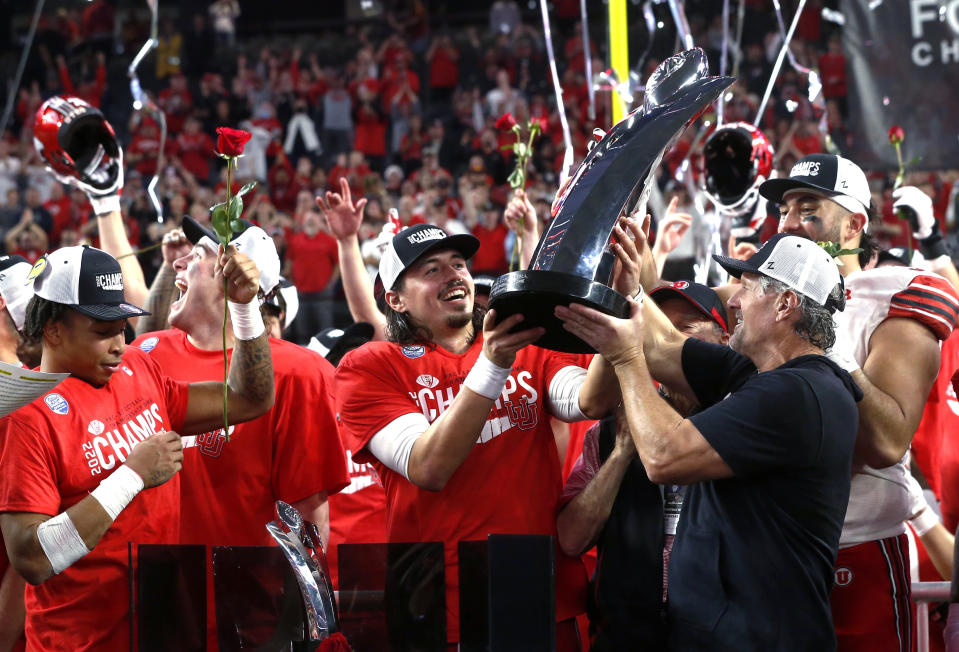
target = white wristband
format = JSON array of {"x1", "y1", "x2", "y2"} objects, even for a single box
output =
[
  {"x1": 229, "y1": 298, "x2": 265, "y2": 340},
  {"x1": 463, "y1": 352, "x2": 512, "y2": 400},
  {"x1": 90, "y1": 464, "x2": 144, "y2": 521},
  {"x1": 909, "y1": 505, "x2": 940, "y2": 537},
  {"x1": 90, "y1": 194, "x2": 121, "y2": 216},
  {"x1": 37, "y1": 512, "x2": 90, "y2": 574}
]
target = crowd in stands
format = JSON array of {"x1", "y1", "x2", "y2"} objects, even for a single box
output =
[{"x1": 0, "y1": 0, "x2": 956, "y2": 345}]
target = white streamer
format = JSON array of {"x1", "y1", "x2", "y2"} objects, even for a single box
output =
[
  {"x1": 754, "y1": 0, "x2": 807, "y2": 127},
  {"x1": 666, "y1": 0, "x2": 695, "y2": 50},
  {"x1": 580, "y1": 0, "x2": 595, "y2": 122},
  {"x1": 539, "y1": 0, "x2": 575, "y2": 185}
]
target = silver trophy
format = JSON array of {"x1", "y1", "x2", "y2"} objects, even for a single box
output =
[{"x1": 266, "y1": 500, "x2": 339, "y2": 642}]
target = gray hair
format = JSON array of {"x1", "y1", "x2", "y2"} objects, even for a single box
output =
[{"x1": 759, "y1": 276, "x2": 836, "y2": 350}]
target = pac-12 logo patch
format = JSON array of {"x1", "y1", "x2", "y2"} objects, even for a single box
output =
[
  {"x1": 402, "y1": 345, "x2": 425, "y2": 359},
  {"x1": 88, "y1": 420, "x2": 105, "y2": 435},
  {"x1": 416, "y1": 374, "x2": 438, "y2": 388},
  {"x1": 44, "y1": 393, "x2": 69, "y2": 415},
  {"x1": 138, "y1": 337, "x2": 159, "y2": 353},
  {"x1": 834, "y1": 567, "x2": 853, "y2": 586}
]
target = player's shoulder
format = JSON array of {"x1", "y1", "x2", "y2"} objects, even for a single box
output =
[
  {"x1": 131, "y1": 329, "x2": 185, "y2": 355},
  {"x1": 873, "y1": 268, "x2": 959, "y2": 341},
  {"x1": 339, "y1": 339, "x2": 408, "y2": 368}
]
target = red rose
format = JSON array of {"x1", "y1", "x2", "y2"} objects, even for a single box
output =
[
  {"x1": 495, "y1": 112, "x2": 517, "y2": 130},
  {"x1": 888, "y1": 125, "x2": 905, "y2": 146},
  {"x1": 532, "y1": 116, "x2": 549, "y2": 132},
  {"x1": 216, "y1": 127, "x2": 252, "y2": 156},
  {"x1": 316, "y1": 633, "x2": 352, "y2": 652}
]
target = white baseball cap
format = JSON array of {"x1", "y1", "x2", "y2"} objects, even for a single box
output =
[
  {"x1": 182, "y1": 216, "x2": 282, "y2": 296},
  {"x1": 714, "y1": 233, "x2": 845, "y2": 311},
  {"x1": 759, "y1": 153, "x2": 871, "y2": 216},
  {"x1": 379, "y1": 223, "x2": 479, "y2": 291},
  {"x1": 29, "y1": 246, "x2": 150, "y2": 320},
  {"x1": 0, "y1": 255, "x2": 34, "y2": 330}
]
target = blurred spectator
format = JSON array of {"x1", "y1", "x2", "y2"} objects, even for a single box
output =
[
  {"x1": 156, "y1": 18, "x2": 183, "y2": 79},
  {"x1": 5, "y1": 209, "x2": 48, "y2": 262},
  {"x1": 426, "y1": 34, "x2": 460, "y2": 109},
  {"x1": 0, "y1": 141, "x2": 21, "y2": 201},
  {"x1": 284, "y1": 98, "x2": 322, "y2": 162},
  {"x1": 158, "y1": 74, "x2": 194, "y2": 135},
  {"x1": 284, "y1": 209, "x2": 339, "y2": 343},
  {"x1": 489, "y1": 0, "x2": 522, "y2": 35},
  {"x1": 354, "y1": 87, "x2": 387, "y2": 171},
  {"x1": 486, "y1": 68, "x2": 518, "y2": 117},
  {"x1": 322, "y1": 75, "x2": 354, "y2": 165},
  {"x1": 176, "y1": 116, "x2": 216, "y2": 183},
  {"x1": 818, "y1": 34, "x2": 847, "y2": 114},
  {"x1": 56, "y1": 52, "x2": 106, "y2": 108},
  {"x1": 209, "y1": 0, "x2": 240, "y2": 49}
]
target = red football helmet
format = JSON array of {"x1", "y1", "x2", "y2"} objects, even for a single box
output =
[
  {"x1": 701, "y1": 121, "x2": 774, "y2": 217},
  {"x1": 33, "y1": 96, "x2": 123, "y2": 196}
]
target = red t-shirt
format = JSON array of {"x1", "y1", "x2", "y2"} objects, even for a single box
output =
[
  {"x1": 131, "y1": 330, "x2": 348, "y2": 545},
  {"x1": 286, "y1": 231, "x2": 339, "y2": 293},
  {"x1": 0, "y1": 348, "x2": 189, "y2": 652},
  {"x1": 334, "y1": 338, "x2": 589, "y2": 643},
  {"x1": 429, "y1": 48, "x2": 459, "y2": 89}
]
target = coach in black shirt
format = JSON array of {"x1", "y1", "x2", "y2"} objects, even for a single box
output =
[{"x1": 557, "y1": 233, "x2": 862, "y2": 651}]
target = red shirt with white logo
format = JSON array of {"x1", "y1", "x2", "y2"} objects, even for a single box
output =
[
  {"x1": 334, "y1": 338, "x2": 589, "y2": 643},
  {"x1": 0, "y1": 348, "x2": 189, "y2": 652},
  {"x1": 131, "y1": 329, "x2": 349, "y2": 545}
]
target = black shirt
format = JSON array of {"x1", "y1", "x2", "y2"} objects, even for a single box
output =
[{"x1": 667, "y1": 339, "x2": 862, "y2": 651}]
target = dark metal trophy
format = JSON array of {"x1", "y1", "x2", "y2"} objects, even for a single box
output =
[
  {"x1": 489, "y1": 48, "x2": 734, "y2": 352},
  {"x1": 266, "y1": 500, "x2": 339, "y2": 644}
]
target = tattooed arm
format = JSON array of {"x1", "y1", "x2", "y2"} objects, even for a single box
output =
[{"x1": 179, "y1": 246, "x2": 276, "y2": 434}]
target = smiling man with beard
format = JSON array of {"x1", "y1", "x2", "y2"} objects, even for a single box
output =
[{"x1": 334, "y1": 223, "x2": 622, "y2": 650}]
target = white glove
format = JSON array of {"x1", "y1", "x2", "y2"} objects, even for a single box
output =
[
  {"x1": 825, "y1": 320, "x2": 860, "y2": 374},
  {"x1": 892, "y1": 186, "x2": 935, "y2": 240}
]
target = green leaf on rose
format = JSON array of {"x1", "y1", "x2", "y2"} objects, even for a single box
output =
[
  {"x1": 817, "y1": 240, "x2": 863, "y2": 264},
  {"x1": 514, "y1": 142, "x2": 528, "y2": 158},
  {"x1": 236, "y1": 181, "x2": 257, "y2": 198},
  {"x1": 228, "y1": 195, "x2": 243, "y2": 223},
  {"x1": 211, "y1": 204, "x2": 231, "y2": 245},
  {"x1": 229, "y1": 219, "x2": 246, "y2": 233}
]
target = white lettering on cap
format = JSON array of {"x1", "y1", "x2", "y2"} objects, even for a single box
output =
[
  {"x1": 790, "y1": 161, "x2": 821, "y2": 178},
  {"x1": 95, "y1": 273, "x2": 123, "y2": 291},
  {"x1": 407, "y1": 228, "x2": 446, "y2": 245}
]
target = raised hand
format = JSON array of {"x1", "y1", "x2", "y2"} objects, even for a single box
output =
[
  {"x1": 610, "y1": 215, "x2": 644, "y2": 298},
  {"x1": 652, "y1": 197, "x2": 693, "y2": 256},
  {"x1": 318, "y1": 177, "x2": 368, "y2": 241},
  {"x1": 124, "y1": 431, "x2": 184, "y2": 488},
  {"x1": 214, "y1": 244, "x2": 260, "y2": 304},
  {"x1": 160, "y1": 228, "x2": 192, "y2": 265},
  {"x1": 555, "y1": 298, "x2": 645, "y2": 368}
]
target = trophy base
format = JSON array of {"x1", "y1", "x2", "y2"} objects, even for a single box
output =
[{"x1": 488, "y1": 270, "x2": 629, "y2": 354}]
